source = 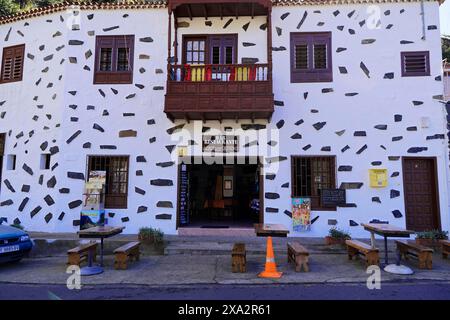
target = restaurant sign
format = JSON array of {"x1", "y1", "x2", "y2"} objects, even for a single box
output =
[{"x1": 202, "y1": 135, "x2": 239, "y2": 153}]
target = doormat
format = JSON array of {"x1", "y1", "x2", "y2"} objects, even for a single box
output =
[{"x1": 201, "y1": 225, "x2": 230, "y2": 229}]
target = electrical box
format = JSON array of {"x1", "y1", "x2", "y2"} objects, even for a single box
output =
[{"x1": 369, "y1": 169, "x2": 388, "y2": 188}]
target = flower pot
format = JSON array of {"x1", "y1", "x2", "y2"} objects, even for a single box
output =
[
  {"x1": 138, "y1": 235, "x2": 154, "y2": 244},
  {"x1": 325, "y1": 236, "x2": 346, "y2": 246},
  {"x1": 415, "y1": 238, "x2": 434, "y2": 247}
]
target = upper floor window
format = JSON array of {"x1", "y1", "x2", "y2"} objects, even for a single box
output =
[
  {"x1": 183, "y1": 34, "x2": 237, "y2": 65},
  {"x1": 401, "y1": 51, "x2": 430, "y2": 77},
  {"x1": 94, "y1": 35, "x2": 134, "y2": 84},
  {"x1": 1, "y1": 44, "x2": 25, "y2": 84},
  {"x1": 290, "y1": 32, "x2": 332, "y2": 83}
]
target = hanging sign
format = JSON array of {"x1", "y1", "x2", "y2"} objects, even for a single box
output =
[
  {"x1": 292, "y1": 198, "x2": 311, "y2": 232},
  {"x1": 202, "y1": 135, "x2": 239, "y2": 153}
]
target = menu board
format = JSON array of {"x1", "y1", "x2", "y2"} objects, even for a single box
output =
[
  {"x1": 179, "y1": 165, "x2": 189, "y2": 226},
  {"x1": 321, "y1": 189, "x2": 346, "y2": 206}
]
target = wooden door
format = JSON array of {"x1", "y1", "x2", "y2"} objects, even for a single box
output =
[{"x1": 403, "y1": 157, "x2": 440, "y2": 231}]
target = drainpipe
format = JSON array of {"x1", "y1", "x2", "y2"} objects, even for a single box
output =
[{"x1": 420, "y1": 0, "x2": 426, "y2": 40}]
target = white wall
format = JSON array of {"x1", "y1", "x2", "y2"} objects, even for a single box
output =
[{"x1": 0, "y1": 2, "x2": 448, "y2": 238}]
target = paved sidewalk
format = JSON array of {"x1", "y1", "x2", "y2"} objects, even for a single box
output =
[{"x1": 1, "y1": 251, "x2": 450, "y2": 286}]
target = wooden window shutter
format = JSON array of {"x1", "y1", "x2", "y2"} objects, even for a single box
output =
[
  {"x1": 401, "y1": 51, "x2": 430, "y2": 77},
  {"x1": 0, "y1": 134, "x2": 5, "y2": 155},
  {"x1": 1, "y1": 44, "x2": 25, "y2": 83}
]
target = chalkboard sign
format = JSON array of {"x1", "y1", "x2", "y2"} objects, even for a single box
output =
[
  {"x1": 321, "y1": 189, "x2": 346, "y2": 206},
  {"x1": 179, "y1": 165, "x2": 189, "y2": 226}
]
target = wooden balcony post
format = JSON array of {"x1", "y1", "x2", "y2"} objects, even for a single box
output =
[
  {"x1": 167, "y1": 8, "x2": 172, "y2": 81},
  {"x1": 267, "y1": 5, "x2": 273, "y2": 81}
]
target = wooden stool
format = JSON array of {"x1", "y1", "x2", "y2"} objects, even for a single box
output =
[{"x1": 232, "y1": 243, "x2": 246, "y2": 273}]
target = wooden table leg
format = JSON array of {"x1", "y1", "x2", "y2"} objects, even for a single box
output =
[{"x1": 370, "y1": 232, "x2": 376, "y2": 249}]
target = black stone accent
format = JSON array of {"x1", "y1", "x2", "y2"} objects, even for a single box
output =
[
  {"x1": 0, "y1": 199, "x2": 13, "y2": 206},
  {"x1": 137, "y1": 206, "x2": 148, "y2": 213},
  {"x1": 83, "y1": 142, "x2": 91, "y2": 149},
  {"x1": 372, "y1": 197, "x2": 381, "y2": 203},
  {"x1": 100, "y1": 145, "x2": 117, "y2": 150},
  {"x1": 392, "y1": 210, "x2": 403, "y2": 218},
  {"x1": 136, "y1": 156, "x2": 147, "y2": 163},
  {"x1": 47, "y1": 176, "x2": 57, "y2": 188},
  {"x1": 371, "y1": 161, "x2": 382, "y2": 166},
  {"x1": 57, "y1": 212, "x2": 65, "y2": 221},
  {"x1": 266, "y1": 207, "x2": 278, "y2": 213},
  {"x1": 388, "y1": 156, "x2": 400, "y2": 161},
  {"x1": 66, "y1": 130, "x2": 81, "y2": 144},
  {"x1": 322, "y1": 88, "x2": 333, "y2": 93},
  {"x1": 406, "y1": 126, "x2": 417, "y2": 131},
  {"x1": 360, "y1": 62, "x2": 370, "y2": 78},
  {"x1": 390, "y1": 189, "x2": 400, "y2": 198},
  {"x1": 302, "y1": 144, "x2": 311, "y2": 151},
  {"x1": 407, "y1": 147, "x2": 428, "y2": 153},
  {"x1": 93, "y1": 123, "x2": 104, "y2": 132},
  {"x1": 44, "y1": 213, "x2": 53, "y2": 223},
  {"x1": 341, "y1": 145, "x2": 350, "y2": 153},
  {"x1": 157, "y1": 201, "x2": 173, "y2": 208},
  {"x1": 295, "y1": 119, "x2": 304, "y2": 126},
  {"x1": 22, "y1": 164, "x2": 33, "y2": 176},
  {"x1": 339, "y1": 182, "x2": 363, "y2": 189},
  {"x1": 166, "y1": 124, "x2": 185, "y2": 135},
  {"x1": 276, "y1": 119, "x2": 285, "y2": 129},
  {"x1": 349, "y1": 220, "x2": 359, "y2": 227},
  {"x1": 30, "y1": 206, "x2": 42, "y2": 218},
  {"x1": 392, "y1": 136, "x2": 403, "y2": 142},
  {"x1": 166, "y1": 145, "x2": 175, "y2": 153},
  {"x1": 384, "y1": 72, "x2": 394, "y2": 79},
  {"x1": 354, "y1": 131, "x2": 366, "y2": 136},
  {"x1": 328, "y1": 219, "x2": 337, "y2": 226},
  {"x1": 311, "y1": 216, "x2": 319, "y2": 224},
  {"x1": 156, "y1": 214, "x2": 172, "y2": 220},
  {"x1": 241, "y1": 124, "x2": 266, "y2": 130},
  {"x1": 291, "y1": 133, "x2": 302, "y2": 139},
  {"x1": 68, "y1": 200, "x2": 82, "y2": 209},
  {"x1": 135, "y1": 187, "x2": 146, "y2": 195},
  {"x1": 281, "y1": 182, "x2": 289, "y2": 188},
  {"x1": 296, "y1": 11, "x2": 308, "y2": 29},
  {"x1": 67, "y1": 172, "x2": 85, "y2": 180},
  {"x1": 139, "y1": 37, "x2": 153, "y2": 43},
  {"x1": 49, "y1": 146, "x2": 59, "y2": 155},
  {"x1": 280, "y1": 12, "x2": 290, "y2": 20},
  {"x1": 391, "y1": 171, "x2": 400, "y2": 177},
  {"x1": 68, "y1": 40, "x2": 84, "y2": 45},
  {"x1": 313, "y1": 122, "x2": 326, "y2": 130},
  {"x1": 265, "y1": 192, "x2": 280, "y2": 200},
  {"x1": 321, "y1": 146, "x2": 331, "y2": 152},
  {"x1": 21, "y1": 185, "x2": 30, "y2": 192},
  {"x1": 283, "y1": 210, "x2": 292, "y2": 218},
  {"x1": 412, "y1": 100, "x2": 423, "y2": 106},
  {"x1": 4, "y1": 179, "x2": 15, "y2": 193},
  {"x1": 156, "y1": 161, "x2": 175, "y2": 168},
  {"x1": 426, "y1": 134, "x2": 445, "y2": 140},
  {"x1": 338, "y1": 165, "x2": 352, "y2": 172},
  {"x1": 374, "y1": 125, "x2": 387, "y2": 130},
  {"x1": 103, "y1": 26, "x2": 119, "y2": 32},
  {"x1": 223, "y1": 18, "x2": 233, "y2": 29},
  {"x1": 59, "y1": 188, "x2": 70, "y2": 194},
  {"x1": 265, "y1": 174, "x2": 276, "y2": 180},
  {"x1": 266, "y1": 156, "x2": 287, "y2": 164},
  {"x1": 150, "y1": 179, "x2": 173, "y2": 186},
  {"x1": 17, "y1": 197, "x2": 30, "y2": 212},
  {"x1": 136, "y1": 170, "x2": 143, "y2": 176},
  {"x1": 73, "y1": 220, "x2": 80, "y2": 226}
]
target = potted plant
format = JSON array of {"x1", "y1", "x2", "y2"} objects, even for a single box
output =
[
  {"x1": 415, "y1": 230, "x2": 448, "y2": 247},
  {"x1": 325, "y1": 228, "x2": 351, "y2": 245},
  {"x1": 153, "y1": 228, "x2": 164, "y2": 245},
  {"x1": 138, "y1": 227, "x2": 155, "y2": 244}
]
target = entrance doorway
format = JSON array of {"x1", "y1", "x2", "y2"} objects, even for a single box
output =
[
  {"x1": 403, "y1": 157, "x2": 440, "y2": 231},
  {"x1": 177, "y1": 157, "x2": 263, "y2": 228}
]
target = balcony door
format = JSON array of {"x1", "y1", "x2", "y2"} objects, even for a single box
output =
[{"x1": 183, "y1": 34, "x2": 237, "y2": 65}]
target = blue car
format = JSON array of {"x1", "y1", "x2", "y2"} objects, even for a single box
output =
[{"x1": 0, "y1": 222, "x2": 33, "y2": 263}]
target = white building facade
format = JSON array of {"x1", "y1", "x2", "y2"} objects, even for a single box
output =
[{"x1": 0, "y1": 0, "x2": 448, "y2": 238}]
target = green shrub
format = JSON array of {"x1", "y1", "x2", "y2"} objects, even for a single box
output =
[
  {"x1": 0, "y1": 0, "x2": 20, "y2": 16},
  {"x1": 138, "y1": 227, "x2": 164, "y2": 244},
  {"x1": 416, "y1": 230, "x2": 448, "y2": 240},
  {"x1": 328, "y1": 227, "x2": 351, "y2": 240}
]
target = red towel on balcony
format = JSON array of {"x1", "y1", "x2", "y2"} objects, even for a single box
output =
[
  {"x1": 229, "y1": 67, "x2": 236, "y2": 81},
  {"x1": 184, "y1": 64, "x2": 191, "y2": 81}
]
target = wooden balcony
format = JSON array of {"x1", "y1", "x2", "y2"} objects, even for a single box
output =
[{"x1": 164, "y1": 64, "x2": 274, "y2": 121}]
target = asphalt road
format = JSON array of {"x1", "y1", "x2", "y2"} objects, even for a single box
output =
[{"x1": 0, "y1": 282, "x2": 449, "y2": 300}]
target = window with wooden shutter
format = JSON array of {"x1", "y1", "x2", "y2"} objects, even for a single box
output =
[
  {"x1": 87, "y1": 155, "x2": 129, "y2": 209},
  {"x1": 401, "y1": 51, "x2": 430, "y2": 77},
  {"x1": 291, "y1": 156, "x2": 336, "y2": 210},
  {"x1": 1, "y1": 44, "x2": 25, "y2": 84},
  {"x1": 290, "y1": 32, "x2": 332, "y2": 83},
  {"x1": 94, "y1": 35, "x2": 134, "y2": 84}
]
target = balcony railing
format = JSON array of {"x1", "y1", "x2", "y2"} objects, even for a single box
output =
[
  {"x1": 164, "y1": 63, "x2": 273, "y2": 121},
  {"x1": 169, "y1": 63, "x2": 270, "y2": 82}
]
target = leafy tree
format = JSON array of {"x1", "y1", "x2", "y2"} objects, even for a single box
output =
[
  {"x1": 443, "y1": 36, "x2": 450, "y2": 61},
  {"x1": 0, "y1": 0, "x2": 20, "y2": 16}
]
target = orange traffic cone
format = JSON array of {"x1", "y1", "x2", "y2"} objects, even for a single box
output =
[{"x1": 258, "y1": 236, "x2": 282, "y2": 278}]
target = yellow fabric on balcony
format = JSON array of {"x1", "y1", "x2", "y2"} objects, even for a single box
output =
[
  {"x1": 191, "y1": 65, "x2": 205, "y2": 82},
  {"x1": 235, "y1": 67, "x2": 248, "y2": 81}
]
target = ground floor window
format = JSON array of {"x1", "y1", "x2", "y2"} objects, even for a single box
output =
[
  {"x1": 87, "y1": 155, "x2": 129, "y2": 209},
  {"x1": 0, "y1": 133, "x2": 4, "y2": 193},
  {"x1": 291, "y1": 156, "x2": 336, "y2": 210}
]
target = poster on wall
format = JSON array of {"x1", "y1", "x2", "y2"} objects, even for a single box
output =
[{"x1": 292, "y1": 198, "x2": 311, "y2": 232}]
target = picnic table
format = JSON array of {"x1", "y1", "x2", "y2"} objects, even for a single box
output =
[
  {"x1": 77, "y1": 226, "x2": 125, "y2": 275},
  {"x1": 254, "y1": 223, "x2": 289, "y2": 238},
  {"x1": 361, "y1": 223, "x2": 415, "y2": 273}
]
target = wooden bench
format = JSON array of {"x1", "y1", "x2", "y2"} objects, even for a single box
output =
[
  {"x1": 67, "y1": 242, "x2": 97, "y2": 266},
  {"x1": 287, "y1": 242, "x2": 310, "y2": 272},
  {"x1": 231, "y1": 243, "x2": 246, "y2": 273},
  {"x1": 441, "y1": 240, "x2": 450, "y2": 259},
  {"x1": 396, "y1": 240, "x2": 433, "y2": 269},
  {"x1": 345, "y1": 240, "x2": 379, "y2": 267},
  {"x1": 114, "y1": 241, "x2": 140, "y2": 270}
]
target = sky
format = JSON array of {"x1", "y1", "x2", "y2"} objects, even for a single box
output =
[{"x1": 441, "y1": 1, "x2": 450, "y2": 35}]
